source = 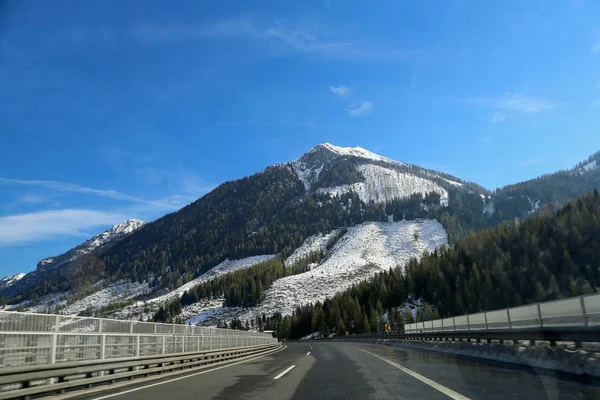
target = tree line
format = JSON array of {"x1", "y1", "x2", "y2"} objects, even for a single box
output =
[{"x1": 265, "y1": 190, "x2": 600, "y2": 339}]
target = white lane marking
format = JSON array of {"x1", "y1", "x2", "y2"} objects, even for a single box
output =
[
  {"x1": 360, "y1": 349, "x2": 471, "y2": 400},
  {"x1": 92, "y1": 345, "x2": 287, "y2": 400},
  {"x1": 273, "y1": 365, "x2": 296, "y2": 380},
  {"x1": 306, "y1": 351, "x2": 311, "y2": 355}
]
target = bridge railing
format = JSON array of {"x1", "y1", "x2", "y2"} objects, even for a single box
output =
[
  {"x1": 404, "y1": 293, "x2": 600, "y2": 333},
  {"x1": 0, "y1": 311, "x2": 277, "y2": 369}
]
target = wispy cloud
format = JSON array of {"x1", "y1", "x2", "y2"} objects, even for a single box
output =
[
  {"x1": 0, "y1": 178, "x2": 178, "y2": 210},
  {"x1": 19, "y1": 195, "x2": 47, "y2": 204},
  {"x1": 348, "y1": 101, "x2": 372, "y2": 116},
  {"x1": 491, "y1": 113, "x2": 506, "y2": 123},
  {"x1": 474, "y1": 93, "x2": 555, "y2": 114},
  {"x1": 520, "y1": 159, "x2": 543, "y2": 167},
  {"x1": 591, "y1": 100, "x2": 600, "y2": 108},
  {"x1": 592, "y1": 38, "x2": 600, "y2": 54},
  {"x1": 329, "y1": 85, "x2": 350, "y2": 96},
  {"x1": 0, "y1": 209, "x2": 127, "y2": 245},
  {"x1": 130, "y1": 16, "x2": 418, "y2": 62}
]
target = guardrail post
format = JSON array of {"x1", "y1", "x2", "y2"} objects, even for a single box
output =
[
  {"x1": 136, "y1": 335, "x2": 140, "y2": 357},
  {"x1": 182, "y1": 337, "x2": 185, "y2": 353},
  {"x1": 506, "y1": 309, "x2": 512, "y2": 329},
  {"x1": 537, "y1": 303, "x2": 543, "y2": 328},
  {"x1": 130, "y1": 321, "x2": 134, "y2": 334},
  {"x1": 197, "y1": 336, "x2": 200, "y2": 351},
  {"x1": 580, "y1": 296, "x2": 589, "y2": 328},
  {"x1": 484, "y1": 312, "x2": 488, "y2": 330},
  {"x1": 162, "y1": 336, "x2": 166, "y2": 354}
]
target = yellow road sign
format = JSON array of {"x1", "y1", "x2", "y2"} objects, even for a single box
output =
[
  {"x1": 345, "y1": 331, "x2": 349, "y2": 337},
  {"x1": 385, "y1": 323, "x2": 391, "y2": 333}
]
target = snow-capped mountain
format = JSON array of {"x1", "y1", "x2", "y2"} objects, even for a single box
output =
[
  {"x1": 37, "y1": 219, "x2": 145, "y2": 272},
  {"x1": 0, "y1": 273, "x2": 25, "y2": 290},
  {"x1": 0, "y1": 219, "x2": 146, "y2": 299},
  {"x1": 3, "y1": 143, "x2": 599, "y2": 326}
]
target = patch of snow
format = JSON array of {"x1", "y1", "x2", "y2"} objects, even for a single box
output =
[
  {"x1": 184, "y1": 300, "x2": 227, "y2": 325},
  {"x1": 525, "y1": 196, "x2": 541, "y2": 215},
  {"x1": 319, "y1": 143, "x2": 403, "y2": 166},
  {"x1": 110, "y1": 254, "x2": 277, "y2": 320},
  {"x1": 441, "y1": 177, "x2": 463, "y2": 187},
  {"x1": 583, "y1": 160, "x2": 597, "y2": 171},
  {"x1": 291, "y1": 159, "x2": 320, "y2": 191},
  {"x1": 242, "y1": 219, "x2": 447, "y2": 319},
  {"x1": 186, "y1": 306, "x2": 245, "y2": 327},
  {"x1": 300, "y1": 331, "x2": 320, "y2": 340},
  {"x1": 61, "y1": 280, "x2": 151, "y2": 315},
  {"x1": 8, "y1": 280, "x2": 151, "y2": 315},
  {"x1": 0, "y1": 273, "x2": 25, "y2": 288},
  {"x1": 284, "y1": 231, "x2": 338, "y2": 268},
  {"x1": 317, "y1": 164, "x2": 448, "y2": 206}
]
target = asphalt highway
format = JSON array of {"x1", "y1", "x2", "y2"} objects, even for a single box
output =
[{"x1": 82, "y1": 341, "x2": 600, "y2": 400}]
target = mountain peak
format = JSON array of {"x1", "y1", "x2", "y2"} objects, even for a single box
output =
[
  {"x1": 310, "y1": 143, "x2": 401, "y2": 165},
  {"x1": 292, "y1": 143, "x2": 403, "y2": 191},
  {"x1": 37, "y1": 219, "x2": 146, "y2": 272},
  {"x1": 105, "y1": 219, "x2": 146, "y2": 235}
]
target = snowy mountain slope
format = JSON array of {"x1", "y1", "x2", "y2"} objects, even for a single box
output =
[
  {"x1": 108, "y1": 254, "x2": 277, "y2": 320},
  {"x1": 583, "y1": 160, "x2": 597, "y2": 172},
  {"x1": 318, "y1": 143, "x2": 403, "y2": 165},
  {"x1": 0, "y1": 219, "x2": 147, "y2": 301},
  {"x1": 284, "y1": 230, "x2": 339, "y2": 268},
  {"x1": 0, "y1": 273, "x2": 25, "y2": 290},
  {"x1": 5, "y1": 279, "x2": 151, "y2": 314},
  {"x1": 317, "y1": 164, "x2": 449, "y2": 206},
  {"x1": 37, "y1": 219, "x2": 146, "y2": 272},
  {"x1": 239, "y1": 219, "x2": 447, "y2": 320}
]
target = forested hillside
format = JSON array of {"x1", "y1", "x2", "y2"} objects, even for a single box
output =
[
  {"x1": 273, "y1": 190, "x2": 600, "y2": 339},
  {"x1": 4, "y1": 144, "x2": 599, "y2": 317}
]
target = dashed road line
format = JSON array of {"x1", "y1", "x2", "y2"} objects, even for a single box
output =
[{"x1": 273, "y1": 365, "x2": 296, "y2": 380}]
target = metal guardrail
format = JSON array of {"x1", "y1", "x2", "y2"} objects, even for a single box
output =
[
  {"x1": 404, "y1": 293, "x2": 600, "y2": 334},
  {"x1": 346, "y1": 327, "x2": 600, "y2": 348},
  {"x1": 0, "y1": 311, "x2": 277, "y2": 369},
  {"x1": 0, "y1": 343, "x2": 281, "y2": 399}
]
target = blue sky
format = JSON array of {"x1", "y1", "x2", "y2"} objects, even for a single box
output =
[{"x1": 1, "y1": 0, "x2": 600, "y2": 276}]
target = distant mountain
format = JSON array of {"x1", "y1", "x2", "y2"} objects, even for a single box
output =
[
  {"x1": 486, "y1": 150, "x2": 600, "y2": 224},
  {"x1": 0, "y1": 273, "x2": 25, "y2": 291},
  {"x1": 0, "y1": 219, "x2": 145, "y2": 299},
  {"x1": 3, "y1": 144, "x2": 599, "y2": 323},
  {"x1": 37, "y1": 219, "x2": 146, "y2": 272}
]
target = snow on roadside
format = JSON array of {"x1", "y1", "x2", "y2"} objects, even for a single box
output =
[
  {"x1": 240, "y1": 219, "x2": 447, "y2": 320},
  {"x1": 284, "y1": 230, "x2": 338, "y2": 268}
]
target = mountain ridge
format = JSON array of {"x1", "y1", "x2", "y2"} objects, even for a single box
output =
[{"x1": 2, "y1": 144, "x2": 599, "y2": 320}]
